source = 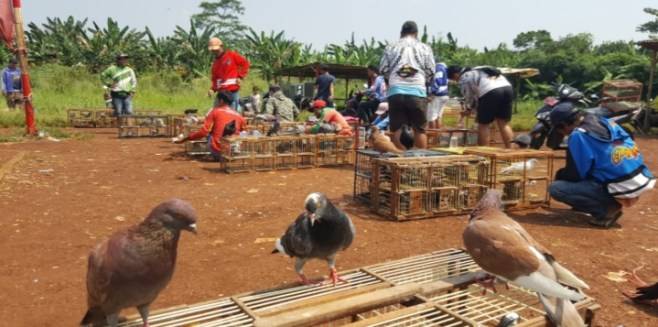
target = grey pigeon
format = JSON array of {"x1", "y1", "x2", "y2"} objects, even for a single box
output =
[
  {"x1": 80, "y1": 199, "x2": 198, "y2": 327},
  {"x1": 272, "y1": 192, "x2": 355, "y2": 285}
]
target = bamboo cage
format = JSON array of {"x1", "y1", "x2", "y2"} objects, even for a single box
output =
[
  {"x1": 118, "y1": 248, "x2": 598, "y2": 327},
  {"x1": 67, "y1": 109, "x2": 162, "y2": 128},
  {"x1": 370, "y1": 155, "x2": 491, "y2": 221},
  {"x1": 457, "y1": 147, "x2": 554, "y2": 209},
  {"x1": 220, "y1": 134, "x2": 354, "y2": 173},
  {"x1": 185, "y1": 140, "x2": 211, "y2": 156},
  {"x1": 117, "y1": 115, "x2": 176, "y2": 138},
  {"x1": 426, "y1": 128, "x2": 478, "y2": 148}
]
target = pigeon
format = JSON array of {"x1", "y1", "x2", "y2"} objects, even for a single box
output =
[
  {"x1": 368, "y1": 126, "x2": 402, "y2": 154},
  {"x1": 267, "y1": 119, "x2": 281, "y2": 136},
  {"x1": 463, "y1": 190, "x2": 589, "y2": 327},
  {"x1": 81, "y1": 199, "x2": 198, "y2": 327},
  {"x1": 500, "y1": 158, "x2": 538, "y2": 174},
  {"x1": 272, "y1": 192, "x2": 355, "y2": 285},
  {"x1": 399, "y1": 124, "x2": 414, "y2": 150},
  {"x1": 623, "y1": 265, "x2": 658, "y2": 305}
]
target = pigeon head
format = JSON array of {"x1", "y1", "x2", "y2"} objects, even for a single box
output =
[
  {"x1": 304, "y1": 192, "x2": 328, "y2": 226},
  {"x1": 145, "y1": 199, "x2": 198, "y2": 234},
  {"x1": 470, "y1": 190, "x2": 503, "y2": 220}
]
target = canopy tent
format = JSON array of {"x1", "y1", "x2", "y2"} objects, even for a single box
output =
[{"x1": 637, "y1": 39, "x2": 658, "y2": 130}]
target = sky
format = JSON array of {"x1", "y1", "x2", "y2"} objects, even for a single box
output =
[{"x1": 22, "y1": 0, "x2": 657, "y2": 50}]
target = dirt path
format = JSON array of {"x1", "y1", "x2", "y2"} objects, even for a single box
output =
[{"x1": 0, "y1": 129, "x2": 657, "y2": 326}]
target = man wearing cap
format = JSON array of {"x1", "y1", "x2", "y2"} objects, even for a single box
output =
[
  {"x1": 548, "y1": 103, "x2": 655, "y2": 228},
  {"x1": 306, "y1": 99, "x2": 353, "y2": 136},
  {"x1": 2, "y1": 57, "x2": 22, "y2": 110},
  {"x1": 208, "y1": 37, "x2": 250, "y2": 113},
  {"x1": 379, "y1": 21, "x2": 435, "y2": 150},
  {"x1": 100, "y1": 53, "x2": 137, "y2": 116}
]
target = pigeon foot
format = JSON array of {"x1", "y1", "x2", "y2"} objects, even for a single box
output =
[
  {"x1": 475, "y1": 274, "x2": 498, "y2": 295},
  {"x1": 327, "y1": 268, "x2": 348, "y2": 286}
]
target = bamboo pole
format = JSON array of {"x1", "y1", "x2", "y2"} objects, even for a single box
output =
[
  {"x1": 645, "y1": 49, "x2": 657, "y2": 131},
  {"x1": 12, "y1": 0, "x2": 36, "y2": 135}
]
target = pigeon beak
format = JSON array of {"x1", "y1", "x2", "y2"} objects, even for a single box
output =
[
  {"x1": 186, "y1": 223, "x2": 198, "y2": 234},
  {"x1": 308, "y1": 212, "x2": 317, "y2": 226}
]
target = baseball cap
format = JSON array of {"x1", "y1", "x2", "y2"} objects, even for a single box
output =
[
  {"x1": 208, "y1": 37, "x2": 223, "y2": 50},
  {"x1": 312, "y1": 99, "x2": 326, "y2": 109},
  {"x1": 375, "y1": 102, "x2": 389, "y2": 115},
  {"x1": 549, "y1": 102, "x2": 579, "y2": 128}
]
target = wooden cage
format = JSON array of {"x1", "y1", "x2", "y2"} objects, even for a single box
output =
[
  {"x1": 459, "y1": 147, "x2": 554, "y2": 209},
  {"x1": 118, "y1": 248, "x2": 598, "y2": 327},
  {"x1": 68, "y1": 109, "x2": 162, "y2": 128},
  {"x1": 118, "y1": 115, "x2": 175, "y2": 138},
  {"x1": 426, "y1": 128, "x2": 478, "y2": 148},
  {"x1": 370, "y1": 155, "x2": 491, "y2": 221}
]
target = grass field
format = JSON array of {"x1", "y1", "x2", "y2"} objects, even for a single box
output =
[{"x1": 0, "y1": 64, "x2": 540, "y2": 133}]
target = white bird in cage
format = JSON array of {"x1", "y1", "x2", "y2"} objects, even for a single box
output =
[{"x1": 501, "y1": 158, "x2": 538, "y2": 174}]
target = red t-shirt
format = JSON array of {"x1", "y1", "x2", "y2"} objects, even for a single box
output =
[
  {"x1": 210, "y1": 50, "x2": 250, "y2": 92},
  {"x1": 188, "y1": 106, "x2": 246, "y2": 153}
]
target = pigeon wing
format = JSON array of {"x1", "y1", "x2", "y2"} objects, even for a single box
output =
[{"x1": 280, "y1": 213, "x2": 313, "y2": 258}]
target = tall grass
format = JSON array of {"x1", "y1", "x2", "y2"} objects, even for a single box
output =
[{"x1": 0, "y1": 64, "x2": 542, "y2": 131}]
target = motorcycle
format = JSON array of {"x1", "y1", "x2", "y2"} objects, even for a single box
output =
[{"x1": 528, "y1": 84, "x2": 641, "y2": 150}]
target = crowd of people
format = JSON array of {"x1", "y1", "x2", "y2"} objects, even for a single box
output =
[{"x1": 97, "y1": 20, "x2": 656, "y2": 228}]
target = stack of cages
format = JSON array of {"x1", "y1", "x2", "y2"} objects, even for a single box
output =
[
  {"x1": 316, "y1": 134, "x2": 353, "y2": 166},
  {"x1": 67, "y1": 109, "x2": 98, "y2": 127},
  {"x1": 273, "y1": 136, "x2": 297, "y2": 170},
  {"x1": 601, "y1": 79, "x2": 643, "y2": 114},
  {"x1": 118, "y1": 115, "x2": 173, "y2": 138},
  {"x1": 463, "y1": 147, "x2": 554, "y2": 209},
  {"x1": 296, "y1": 134, "x2": 317, "y2": 168},
  {"x1": 426, "y1": 128, "x2": 478, "y2": 148},
  {"x1": 182, "y1": 121, "x2": 209, "y2": 157},
  {"x1": 252, "y1": 137, "x2": 275, "y2": 171},
  {"x1": 220, "y1": 136, "x2": 253, "y2": 173},
  {"x1": 353, "y1": 150, "x2": 383, "y2": 204},
  {"x1": 93, "y1": 109, "x2": 116, "y2": 127},
  {"x1": 370, "y1": 155, "x2": 491, "y2": 221}
]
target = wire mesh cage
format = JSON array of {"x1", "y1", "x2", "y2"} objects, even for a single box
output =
[
  {"x1": 462, "y1": 147, "x2": 554, "y2": 209},
  {"x1": 117, "y1": 115, "x2": 174, "y2": 138}
]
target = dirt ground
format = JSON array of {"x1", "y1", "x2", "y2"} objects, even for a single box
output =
[{"x1": 0, "y1": 129, "x2": 657, "y2": 326}]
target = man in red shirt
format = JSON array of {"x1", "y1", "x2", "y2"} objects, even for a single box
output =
[
  {"x1": 176, "y1": 91, "x2": 247, "y2": 160},
  {"x1": 207, "y1": 37, "x2": 250, "y2": 113}
]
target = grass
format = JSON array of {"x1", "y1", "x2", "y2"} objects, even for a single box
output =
[{"x1": 0, "y1": 64, "x2": 543, "y2": 131}]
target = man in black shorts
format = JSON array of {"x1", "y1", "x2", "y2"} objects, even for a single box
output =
[
  {"x1": 379, "y1": 21, "x2": 435, "y2": 150},
  {"x1": 447, "y1": 66, "x2": 515, "y2": 148}
]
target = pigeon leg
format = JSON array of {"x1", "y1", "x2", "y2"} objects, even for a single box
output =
[
  {"x1": 137, "y1": 304, "x2": 150, "y2": 327},
  {"x1": 295, "y1": 258, "x2": 319, "y2": 285},
  {"x1": 628, "y1": 265, "x2": 648, "y2": 288},
  {"x1": 326, "y1": 256, "x2": 347, "y2": 286},
  {"x1": 106, "y1": 313, "x2": 119, "y2": 327},
  {"x1": 475, "y1": 274, "x2": 498, "y2": 295}
]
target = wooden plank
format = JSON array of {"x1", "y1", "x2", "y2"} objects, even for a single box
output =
[
  {"x1": 0, "y1": 151, "x2": 25, "y2": 182},
  {"x1": 253, "y1": 283, "x2": 422, "y2": 327},
  {"x1": 255, "y1": 282, "x2": 389, "y2": 318}
]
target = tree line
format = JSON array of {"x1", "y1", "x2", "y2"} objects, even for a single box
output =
[{"x1": 5, "y1": 1, "x2": 658, "y2": 99}]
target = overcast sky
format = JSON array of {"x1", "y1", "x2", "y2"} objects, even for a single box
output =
[{"x1": 22, "y1": 0, "x2": 657, "y2": 50}]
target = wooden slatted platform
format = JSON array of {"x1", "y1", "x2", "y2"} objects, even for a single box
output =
[{"x1": 118, "y1": 249, "x2": 597, "y2": 327}]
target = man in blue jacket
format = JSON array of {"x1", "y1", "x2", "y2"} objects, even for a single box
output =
[
  {"x1": 548, "y1": 103, "x2": 655, "y2": 228},
  {"x1": 2, "y1": 58, "x2": 22, "y2": 110}
]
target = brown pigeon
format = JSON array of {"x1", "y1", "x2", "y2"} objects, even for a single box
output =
[
  {"x1": 368, "y1": 126, "x2": 403, "y2": 154},
  {"x1": 463, "y1": 190, "x2": 589, "y2": 327},
  {"x1": 81, "y1": 199, "x2": 198, "y2": 327}
]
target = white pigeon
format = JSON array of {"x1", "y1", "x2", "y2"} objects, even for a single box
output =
[{"x1": 501, "y1": 158, "x2": 538, "y2": 174}]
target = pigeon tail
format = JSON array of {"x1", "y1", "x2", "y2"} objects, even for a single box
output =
[
  {"x1": 514, "y1": 272, "x2": 585, "y2": 302},
  {"x1": 538, "y1": 294, "x2": 586, "y2": 327},
  {"x1": 80, "y1": 306, "x2": 105, "y2": 326},
  {"x1": 552, "y1": 261, "x2": 590, "y2": 290},
  {"x1": 272, "y1": 238, "x2": 288, "y2": 256}
]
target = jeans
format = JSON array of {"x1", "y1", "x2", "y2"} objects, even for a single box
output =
[
  {"x1": 214, "y1": 91, "x2": 241, "y2": 113},
  {"x1": 549, "y1": 179, "x2": 620, "y2": 219},
  {"x1": 111, "y1": 95, "x2": 133, "y2": 116}
]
